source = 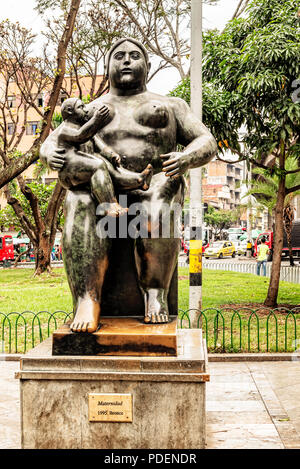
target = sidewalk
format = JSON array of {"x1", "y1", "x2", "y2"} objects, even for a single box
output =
[
  {"x1": 1, "y1": 359, "x2": 300, "y2": 449},
  {"x1": 206, "y1": 361, "x2": 300, "y2": 449}
]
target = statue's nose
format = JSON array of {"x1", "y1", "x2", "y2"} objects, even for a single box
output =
[{"x1": 123, "y1": 53, "x2": 131, "y2": 65}]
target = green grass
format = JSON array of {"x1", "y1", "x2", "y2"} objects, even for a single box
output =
[
  {"x1": 178, "y1": 267, "x2": 300, "y2": 353},
  {"x1": 0, "y1": 268, "x2": 72, "y2": 314},
  {"x1": 178, "y1": 267, "x2": 300, "y2": 310},
  {"x1": 0, "y1": 267, "x2": 299, "y2": 353}
]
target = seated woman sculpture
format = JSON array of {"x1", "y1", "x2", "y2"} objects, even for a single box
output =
[{"x1": 40, "y1": 37, "x2": 217, "y2": 333}]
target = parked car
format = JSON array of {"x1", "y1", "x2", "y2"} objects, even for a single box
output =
[
  {"x1": 204, "y1": 240, "x2": 236, "y2": 259},
  {"x1": 0, "y1": 235, "x2": 14, "y2": 264},
  {"x1": 236, "y1": 240, "x2": 248, "y2": 256}
]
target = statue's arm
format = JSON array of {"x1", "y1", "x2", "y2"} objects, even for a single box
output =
[
  {"x1": 93, "y1": 135, "x2": 121, "y2": 167},
  {"x1": 40, "y1": 132, "x2": 66, "y2": 171},
  {"x1": 161, "y1": 97, "x2": 217, "y2": 178},
  {"x1": 61, "y1": 106, "x2": 110, "y2": 145}
]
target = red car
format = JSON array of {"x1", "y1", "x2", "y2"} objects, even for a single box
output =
[
  {"x1": 181, "y1": 238, "x2": 209, "y2": 255},
  {"x1": 0, "y1": 235, "x2": 14, "y2": 263}
]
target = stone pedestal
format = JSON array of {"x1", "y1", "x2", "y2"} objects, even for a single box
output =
[
  {"x1": 16, "y1": 329, "x2": 209, "y2": 449},
  {"x1": 52, "y1": 317, "x2": 178, "y2": 357}
]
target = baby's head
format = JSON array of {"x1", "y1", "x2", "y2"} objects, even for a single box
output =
[{"x1": 61, "y1": 98, "x2": 87, "y2": 123}]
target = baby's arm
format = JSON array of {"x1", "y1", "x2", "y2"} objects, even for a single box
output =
[
  {"x1": 60, "y1": 105, "x2": 110, "y2": 145},
  {"x1": 93, "y1": 135, "x2": 121, "y2": 168}
]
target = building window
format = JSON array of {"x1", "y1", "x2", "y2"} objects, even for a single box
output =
[
  {"x1": 7, "y1": 95, "x2": 16, "y2": 108},
  {"x1": 37, "y1": 95, "x2": 43, "y2": 107},
  {"x1": 7, "y1": 123, "x2": 15, "y2": 135},
  {"x1": 26, "y1": 121, "x2": 39, "y2": 136},
  {"x1": 59, "y1": 92, "x2": 68, "y2": 105}
]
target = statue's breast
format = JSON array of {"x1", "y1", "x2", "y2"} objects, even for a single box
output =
[{"x1": 133, "y1": 101, "x2": 169, "y2": 129}]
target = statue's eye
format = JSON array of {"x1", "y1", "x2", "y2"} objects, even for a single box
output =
[
  {"x1": 114, "y1": 52, "x2": 124, "y2": 60},
  {"x1": 131, "y1": 52, "x2": 141, "y2": 60}
]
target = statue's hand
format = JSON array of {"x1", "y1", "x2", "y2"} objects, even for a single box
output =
[
  {"x1": 160, "y1": 152, "x2": 189, "y2": 179},
  {"x1": 48, "y1": 148, "x2": 66, "y2": 171},
  {"x1": 94, "y1": 105, "x2": 110, "y2": 126}
]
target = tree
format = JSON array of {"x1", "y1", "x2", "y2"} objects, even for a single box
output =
[
  {"x1": 171, "y1": 0, "x2": 300, "y2": 306},
  {"x1": 0, "y1": 180, "x2": 65, "y2": 270},
  {"x1": 0, "y1": 0, "x2": 81, "y2": 189},
  {"x1": 0, "y1": 0, "x2": 81, "y2": 273},
  {"x1": 244, "y1": 157, "x2": 300, "y2": 266},
  {"x1": 204, "y1": 206, "x2": 239, "y2": 239}
]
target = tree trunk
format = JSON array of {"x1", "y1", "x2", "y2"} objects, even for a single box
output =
[
  {"x1": 264, "y1": 177, "x2": 286, "y2": 307},
  {"x1": 34, "y1": 233, "x2": 53, "y2": 276},
  {"x1": 283, "y1": 204, "x2": 295, "y2": 267}
]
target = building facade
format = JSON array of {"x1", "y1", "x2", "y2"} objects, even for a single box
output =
[{"x1": 202, "y1": 159, "x2": 243, "y2": 211}]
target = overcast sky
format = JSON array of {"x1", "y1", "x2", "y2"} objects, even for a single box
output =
[{"x1": 0, "y1": 0, "x2": 241, "y2": 94}]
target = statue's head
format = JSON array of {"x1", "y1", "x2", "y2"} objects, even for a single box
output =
[
  {"x1": 61, "y1": 98, "x2": 87, "y2": 123},
  {"x1": 104, "y1": 38, "x2": 151, "y2": 90}
]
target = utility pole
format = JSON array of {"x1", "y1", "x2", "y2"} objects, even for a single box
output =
[
  {"x1": 246, "y1": 165, "x2": 252, "y2": 258},
  {"x1": 189, "y1": 0, "x2": 203, "y2": 327}
]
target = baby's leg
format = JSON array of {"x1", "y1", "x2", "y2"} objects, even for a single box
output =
[
  {"x1": 59, "y1": 151, "x2": 127, "y2": 217},
  {"x1": 109, "y1": 164, "x2": 153, "y2": 191},
  {"x1": 90, "y1": 160, "x2": 128, "y2": 217}
]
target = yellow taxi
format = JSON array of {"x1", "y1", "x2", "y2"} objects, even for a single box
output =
[{"x1": 204, "y1": 241, "x2": 236, "y2": 259}]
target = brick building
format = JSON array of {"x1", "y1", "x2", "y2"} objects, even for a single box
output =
[{"x1": 203, "y1": 159, "x2": 243, "y2": 211}]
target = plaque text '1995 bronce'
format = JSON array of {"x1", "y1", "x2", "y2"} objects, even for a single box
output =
[{"x1": 89, "y1": 393, "x2": 133, "y2": 422}]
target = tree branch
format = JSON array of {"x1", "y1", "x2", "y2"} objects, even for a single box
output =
[
  {"x1": 0, "y1": 0, "x2": 81, "y2": 189},
  {"x1": 4, "y1": 185, "x2": 37, "y2": 243},
  {"x1": 286, "y1": 184, "x2": 300, "y2": 195},
  {"x1": 16, "y1": 176, "x2": 44, "y2": 232}
]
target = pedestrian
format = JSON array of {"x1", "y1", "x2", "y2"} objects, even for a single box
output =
[
  {"x1": 51, "y1": 246, "x2": 56, "y2": 261},
  {"x1": 55, "y1": 245, "x2": 59, "y2": 261},
  {"x1": 256, "y1": 236, "x2": 269, "y2": 276},
  {"x1": 246, "y1": 239, "x2": 252, "y2": 258}
]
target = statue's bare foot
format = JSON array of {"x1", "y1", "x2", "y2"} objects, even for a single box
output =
[
  {"x1": 140, "y1": 164, "x2": 153, "y2": 191},
  {"x1": 70, "y1": 297, "x2": 100, "y2": 333},
  {"x1": 144, "y1": 288, "x2": 169, "y2": 324}
]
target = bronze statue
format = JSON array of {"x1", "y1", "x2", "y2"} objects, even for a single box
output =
[
  {"x1": 40, "y1": 37, "x2": 217, "y2": 333},
  {"x1": 48, "y1": 97, "x2": 153, "y2": 217}
]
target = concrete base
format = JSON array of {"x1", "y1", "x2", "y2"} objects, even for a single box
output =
[{"x1": 16, "y1": 329, "x2": 209, "y2": 449}]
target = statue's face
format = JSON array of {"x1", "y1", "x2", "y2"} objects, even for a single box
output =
[
  {"x1": 74, "y1": 100, "x2": 88, "y2": 123},
  {"x1": 108, "y1": 41, "x2": 149, "y2": 90}
]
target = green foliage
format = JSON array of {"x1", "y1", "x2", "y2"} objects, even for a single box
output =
[
  {"x1": 0, "y1": 181, "x2": 64, "y2": 231},
  {"x1": 35, "y1": 0, "x2": 70, "y2": 14},
  {"x1": 244, "y1": 156, "x2": 300, "y2": 213},
  {"x1": 170, "y1": 0, "x2": 300, "y2": 171},
  {"x1": 204, "y1": 206, "x2": 239, "y2": 236},
  {"x1": 52, "y1": 111, "x2": 63, "y2": 129}
]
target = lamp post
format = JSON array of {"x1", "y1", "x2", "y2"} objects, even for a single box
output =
[{"x1": 189, "y1": 0, "x2": 203, "y2": 327}]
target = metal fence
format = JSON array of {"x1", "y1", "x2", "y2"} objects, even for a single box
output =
[
  {"x1": 1, "y1": 308, "x2": 300, "y2": 354},
  {"x1": 178, "y1": 259, "x2": 300, "y2": 284}
]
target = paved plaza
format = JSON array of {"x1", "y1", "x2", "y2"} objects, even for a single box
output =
[{"x1": 1, "y1": 359, "x2": 300, "y2": 449}]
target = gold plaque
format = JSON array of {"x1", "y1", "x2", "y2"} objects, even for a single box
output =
[{"x1": 89, "y1": 393, "x2": 133, "y2": 422}]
